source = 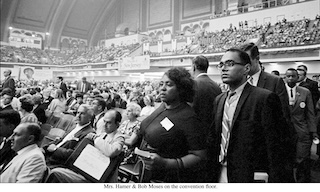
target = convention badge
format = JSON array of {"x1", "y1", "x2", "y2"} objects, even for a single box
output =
[
  {"x1": 299, "y1": 102, "x2": 306, "y2": 109},
  {"x1": 160, "y1": 117, "x2": 174, "y2": 131}
]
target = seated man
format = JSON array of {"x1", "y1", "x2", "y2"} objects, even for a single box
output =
[
  {"x1": 46, "y1": 110, "x2": 124, "y2": 183},
  {"x1": 0, "y1": 123, "x2": 46, "y2": 183},
  {"x1": 43, "y1": 104, "x2": 95, "y2": 167},
  {"x1": 0, "y1": 110, "x2": 21, "y2": 168}
]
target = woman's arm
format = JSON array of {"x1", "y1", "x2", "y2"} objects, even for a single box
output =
[
  {"x1": 146, "y1": 149, "x2": 207, "y2": 170},
  {"x1": 124, "y1": 132, "x2": 139, "y2": 146}
]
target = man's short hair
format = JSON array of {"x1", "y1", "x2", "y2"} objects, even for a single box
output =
[
  {"x1": 286, "y1": 68, "x2": 298, "y2": 74},
  {"x1": 239, "y1": 42, "x2": 260, "y2": 60},
  {"x1": 192, "y1": 55, "x2": 209, "y2": 71},
  {"x1": 57, "y1": 76, "x2": 63, "y2": 81},
  {"x1": 226, "y1": 48, "x2": 252, "y2": 65},
  {"x1": 0, "y1": 109, "x2": 21, "y2": 128},
  {"x1": 297, "y1": 65, "x2": 308, "y2": 72},
  {"x1": 94, "y1": 97, "x2": 107, "y2": 111},
  {"x1": 75, "y1": 93, "x2": 84, "y2": 99},
  {"x1": 297, "y1": 68, "x2": 306, "y2": 76},
  {"x1": 108, "y1": 109, "x2": 122, "y2": 124},
  {"x1": 25, "y1": 123, "x2": 42, "y2": 143},
  {"x1": 1, "y1": 88, "x2": 13, "y2": 97}
]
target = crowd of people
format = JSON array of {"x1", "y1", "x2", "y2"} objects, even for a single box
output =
[
  {"x1": 1, "y1": 41, "x2": 320, "y2": 183},
  {"x1": 1, "y1": 16, "x2": 319, "y2": 65}
]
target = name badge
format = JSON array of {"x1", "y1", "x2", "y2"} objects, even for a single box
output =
[
  {"x1": 300, "y1": 102, "x2": 306, "y2": 109},
  {"x1": 160, "y1": 117, "x2": 174, "y2": 131}
]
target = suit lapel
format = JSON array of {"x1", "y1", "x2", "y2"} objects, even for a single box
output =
[
  {"x1": 257, "y1": 71, "x2": 266, "y2": 88},
  {"x1": 231, "y1": 84, "x2": 251, "y2": 129},
  {"x1": 293, "y1": 87, "x2": 302, "y2": 108},
  {"x1": 216, "y1": 93, "x2": 228, "y2": 133}
]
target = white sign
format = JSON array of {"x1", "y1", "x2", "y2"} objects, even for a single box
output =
[{"x1": 118, "y1": 55, "x2": 150, "y2": 71}]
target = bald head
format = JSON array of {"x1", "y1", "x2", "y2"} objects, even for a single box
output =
[{"x1": 103, "y1": 110, "x2": 122, "y2": 134}]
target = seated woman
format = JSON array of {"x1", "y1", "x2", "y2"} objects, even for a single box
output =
[
  {"x1": 45, "y1": 110, "x2": 124, "y2": 183},
  {"x1": 138, "y1": 67, "x2": 207, "y2": 183},
  {"x1": 19, "y1": 97, "x2": 38, "y2": 124},
  {"x1": 46, "y1": 89, "x2": 66, "y2": 117},
  {"x1": 118, "y1": 102, "x2": 142, "y2": 164}
]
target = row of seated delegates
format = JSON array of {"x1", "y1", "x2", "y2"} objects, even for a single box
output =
[{"x1": 45, "y1": 109, "x2": 124, "y2": 183}]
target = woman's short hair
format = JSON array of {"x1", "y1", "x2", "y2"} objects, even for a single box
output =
[
  {"x1": 126, "y1": 102, "x2": 142, "y2": 117},
  {"x1": 164, "y1": 67, "x2": 195, "y2": 103}
]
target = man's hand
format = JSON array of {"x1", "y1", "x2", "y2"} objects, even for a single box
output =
[{"x1": 47, "y1": 144, "x2": 57, "y2": 152}]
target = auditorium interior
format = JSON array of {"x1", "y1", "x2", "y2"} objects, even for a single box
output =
[{"x1": 0, "y1": 0, "x2": 320, "y2": 185}]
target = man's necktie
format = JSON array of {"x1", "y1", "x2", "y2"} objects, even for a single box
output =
[
  {"x1": 219, "y1": 92, "x2": 236, "y2": 163},
  {"x1": 290, "y1": 89, "x2": 293, "y2": 98}
]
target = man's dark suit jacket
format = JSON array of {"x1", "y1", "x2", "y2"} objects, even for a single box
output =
[
  {"x1": 76, "y1": 81, "x2": 91, "y2": 93},
  {"x1": 193, "y1": 74, "x2": 221, "y2": 135},
  {"x1": 0, "y1": 139, "x2": 16, "y2": 169},
  {"x1": 0, "y1": 104, "x2": 13, "y2": 112},
  {"x1": 59, "y1": 82, "x2": 68, "y2": 98},
  {"x1": 2, "y1": 76, "x2": 15, "y2": 95},
  {"x1": 210, "y1": 84, "x2": 291, "y2": 182},
  {"x1": 299, "y1": 78, "x2": 320, "y2": 109},
  {"x1": 257, "y1": 71, "x2": 296, "y2": 169},
  {"x1": 33, "y1": 105, "x2": 47, "y2": 124},
  {"x1": 44, "y1": 124, "x2": 94, "y2": 166}
]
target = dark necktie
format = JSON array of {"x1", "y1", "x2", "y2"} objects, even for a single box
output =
[{"x1": 290, "y1": 89, "x2": 293, "y2": 98}]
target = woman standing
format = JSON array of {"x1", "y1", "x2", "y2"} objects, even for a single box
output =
[{"x1": 138, "y1": 67, "x2": 207, "y2": 182}]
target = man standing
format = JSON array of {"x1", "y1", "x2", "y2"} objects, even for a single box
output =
[
  {"x1": 285, "y1": 68, "x2": 318, "y2": 182},
  {"x1": 56, "y1": 76, "x2": 68, "y2": 98},
  {"x1": 190, "y1": 55, "x2": 221, "y2": 182},
  {"x1": 2, "y1": 69, "x2": 15, "y2": 96},
  {"x1": 77, "y1": 77, "x2": 91, "y2": 94},
  {"x1": 211, "y1": 48, "x2": 290, "y2": 182},
  {"x1": 297, "y1": 65, "x2": 320, "y2": 109},
  {"x1": 44, "y1": 104, "x2": 95, "y2": 166},
  {"x1": 190, "y1": 55, "x2": 222, "y2": 135},
  {"x1": 0, "y1": 123, "x2": 46, "y2": 183},
  {"x1": 241, "y1": 43, "x2": 296, "y2": 181}
]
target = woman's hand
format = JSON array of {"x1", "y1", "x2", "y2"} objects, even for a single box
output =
[{"x1": 143, "y1": 152, "x2": 167, "y2": 170}]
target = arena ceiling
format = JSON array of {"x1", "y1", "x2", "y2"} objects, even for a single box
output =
[{"x1": 1, "y1": 0, "x2": 118, "y2": 47}]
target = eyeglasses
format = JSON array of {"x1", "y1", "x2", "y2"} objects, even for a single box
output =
[{"x1": 216, "y1": 60, "x2": 244, "y2": 69}]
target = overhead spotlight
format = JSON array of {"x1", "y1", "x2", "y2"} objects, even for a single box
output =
[
  {"x1": 9, "y1": 27, "x2": 13, "y2": 30},
  {"x1": 45, "y1": 32, "x2": 50, "y2": 36}
]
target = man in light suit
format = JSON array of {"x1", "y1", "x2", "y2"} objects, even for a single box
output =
[
  {"x1": 1, "y1": 69, "x2": 15, "y2": 96},
  {"x1": 0, "y1": 123, "x2": 46, "y2": 183},
  {"x1": 56, "y1": 76, "x2": 68, "y2": 98},
  {"x1": 190, "y1": 55, "x2": 221, "y2": 182},
  {"x1": 43, "y1": 104, "x2": 95, "y2": 167},
  {"x1": 77, "y1": 77, "x2": 91, "y2": 94},
  {"x1": 240, "y1": 43, "x2": 296, "y2": 182},
  {"x1": 210, "y1": 48, "x2": 291, "y2": 182},
  {"x1": 285, "y1": 68, "x2": 318, "y2": 182}
]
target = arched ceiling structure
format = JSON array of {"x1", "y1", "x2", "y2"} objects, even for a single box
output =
[{"x1": 0, "y1": 0, "x2": 118, "y2": 47}]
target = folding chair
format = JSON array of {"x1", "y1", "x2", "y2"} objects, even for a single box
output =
[
  {"x1": 40, "y1": 128, "x2": 66, "y2": 147},
  {"x1": 39, "y1": 123, "x2": 53, "y2": 143},
  {"x1": 55, "y1": 114, "x2": 75, "y2": 131},
  {"x1": 118, "y1": 157, "x2": 147, "y2": 183}
]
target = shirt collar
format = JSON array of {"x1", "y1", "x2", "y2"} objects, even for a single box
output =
[
  {"x1": 250, "y1": 69, "x2": 262, "y2": 86},
  {"x1": 196, "y1": 73, "x2": 207, "y2": 78},
  {"x1": 17, "y1": 144, "x2": 37, "y2": 155},
  {"x1": 230, "y1": 81, "x2": 247, "y2": 98}
]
